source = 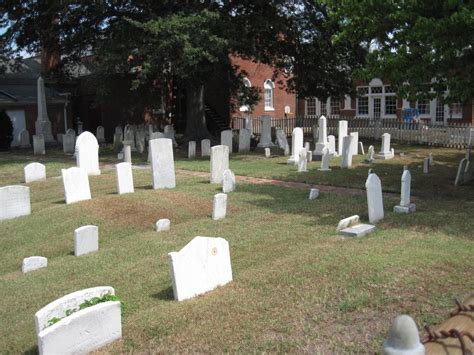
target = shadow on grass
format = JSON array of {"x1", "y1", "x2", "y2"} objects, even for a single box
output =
[
  {"x1": 22, "y1": 345, "x2": 38, "y2": 355},
  {"x1": 151, "y1": 286, "x2": 174, "y2": 301}
]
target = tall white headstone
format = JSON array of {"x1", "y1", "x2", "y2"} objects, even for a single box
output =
[
  {"x1": 287, "y1": 127, "x2": 303, "y2": 164},
  {"x1": 75, "y1": 132, "x2": 100, "y2": 176},
  {"x1": 394, "y1": 166, "x2": 416, "y2": 213},
  {"x1": 221, "y1": 130, "x2": 233, "y2": 153},
  {"x1": 0, "y1": 186, "x2": 31, "y2": 221},
  {"x1": 33, "y1": 135, "x2": 45, "y2": 155},
  {"x1": 24, "y1": 162, "x2": 46, "y2": 183},
  {"x1": 238, "y1": 128, "x2": 251, "y2": 153},
  {"x1": 257, "y1": 116, "x2": 275, "y2": 148},
  {"x1": 338, "y1": 120, "x2": 348, "y2": 156},
  {"x1": 328, "y1": 135, "x2": 337, "y2": 156},
  {"x1": 150, "y1": 138, "x2": 176, "y2": 189},
  {"x1": 168, "y1": 236, "x2": 233, "y2": 301},
  {"x1": 341, "y1": 135, "x2": 354, "y2": 168},
  {"x1": 61, "y1": 167, "x2": 92, "y2": 204},
  {"x1": 35, "y1": 76, "x2": 55, "y2": 143},
  {"x1": 314, "y1": 115, "x2": 329, "y2": 156},
  {"x1": 350, "y1": 132, "x2": 359, "y2": 156},
  {"x1": 115, "y1": 162, "x2": 134, "y2": 194},
  {"x1": 188, "y1": 141, "x2": 196, "y2": 159},
  {"x1": 377, "y1": 133, "x2": 394, "y2": 159},
  {"x1": 201, "y1": 139, "x2": 211, "y2": 157},
  {"x1": 366, "y1": 172, "x2": 384, "y2": 223},
  {"x1": 210, "y1": 145, "x2": 229, "y2": 184}
]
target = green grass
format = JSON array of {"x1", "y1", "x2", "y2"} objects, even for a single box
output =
[{"x1": 0, "y1": 144, "x2": 473, "y2": 353}]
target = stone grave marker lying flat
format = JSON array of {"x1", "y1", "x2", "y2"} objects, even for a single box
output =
[
  {"x1": 61, "y1": 167, "x2": 91, "y2": 205},
  {"x1": 35, "y1": 286, "x2": 122, "y2": 355},
  {"x1": 74, "y1": 225, "x2": 99, "y2": 256},
  {"x1": 168, "y1": 236, "x2": 233, "y2": 301},
  {"x1": 24, "y1": 162, "x2": 46, "y2": 183},
  {"x1": 0, "y1": 185, "x2": 31, "y2": 221},
  {"x1": 382, "y1": 315, "x2": 424, "y2": 355},
  {"x1": 22, "y1": 256, "x2": 47, "y2": 273},
  {"x1": 336, "y1": 215, "x2": 375, "y2": 237}
]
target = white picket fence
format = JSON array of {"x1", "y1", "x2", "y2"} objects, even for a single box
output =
[{"x1": 231, "y1": 116, "x2": 473, "y2": 149}]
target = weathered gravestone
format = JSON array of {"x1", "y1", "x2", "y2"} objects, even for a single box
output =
[
  {"x1": 74, "y1": 225, "x2": 99, "y2": 256},
  {"x1": 168, "y1": 236, "x2": 233, "y2": 301},
  {"x1": 350, "y1": 132, "x2": 359, "y2": 156},
  {"x1": 297, "y1": 148, "x2": 308, "y2": 172},
  {"x1": 287, "y1": 127, "x2": 303, "y2": 165},
  {"x1": 382, "y1": 315, "x2": 424, "y2": 355},
  {"x1": 309, "y1": 188, "x2": 319, "y2": 200},
  {"x1": 155, "y1": 219, "x2": 171, "y2": 232},
  {"x1": 35, "y1": 76, "x2": 55, "y2": 144},
  {"x1": 188, "y1": 141, "x2": 196, "y2": 159},
  {"x1": 96, "y1": 126, "x2": 105, "y2": 144},
  {"x1": 210, "y1": 145, "x2": 229, "y2": 184},
  {"x1": 164, "y1": 125, "x2": 178, "y2": 147},
  {"x1": 75, "y1": 132, "x2": 100, "y2": 176},
  {"x1": 341, "y1": 135, "x2": 354, "y2": 168},
  {"x1": 212, "y1": 193, "x2": 227, "y2": 220},
  {"x1": 22, "y1": 256, "x2": 47, "y2": 273},
  {"x1": 367, "y1": 145, "x2": 375, "y2": 163},
  {"x1": 63, "y1": 133, "x2": 75, "y2": 154},
  {"x1": 314, "y1": 115, "x2": 329, "y2": 157},
  {"x1": 19, "y1": 129, "x2": 31, "y2": 148},
  {"x1": 394, "y1": 166, "x2": 416, "y2": 214},
  {"x1": 61, "y1": 167, "x2": 91, "y2": 204},
  {"x1": 336, "y1": 215, "x2": 376, "y2": 237},
  {"x1": 318, "y1": 146, "x2": 331, "y2": 171},
  {"x1": 359, "y1": 141, "x2": 365, "y2": 155},
  {"x1": 238, "y1": 128, "x2": 251, "y2": 153},
  {"x1": 201, "y1": 139, "x2": 211, "y2": 157},
  {"x1": 113, "y1": 132, "x2": 123, "y2": 153},
  {"x1": 222, "y1": 169, "x2": 236, "y2": 193},
  {"x1": 366, "y1": 172, "x2": 384, "y2": 223},
  {"x1": 376, "y1": 133, "x2": 395, "y2": 160},
  {"x1": 257, "y1": 116, "x2": 275, "y2": 148},
  {"x1": 135, "y1": 131, "x2": 145, "y2": 153},
  {"x1": 150, "y1": 138, "x2": 176, "y2": 189},
  {"x1": 34, "y1": 286, "x2": 122, "y2": 354},
  {"x1": 33, "y1": 135, "x2": 45, "y2": 155},
  {"x1": 221, "y1": 129, "x2": 233, "y2": 153},
  {"x1": 115, "y1": 162, "x2": 134, "y2": 195},
  {"x1": 328, "y1": 135, "x2": 337, "y2": 156},
  {"x1": 123, "y1": 144, "x2": 132, "y2": 164},
  {"x1": 265, "y1": 148, "x2": 271, "y2": 158},
  {"x1": 275, "y1": 128, "x2": 289, "y2": 151},
  {"x1": 0, "y1": 186, "x2": 31, "y2": 221},
  {"x1": 24, "y1": 162, "x2": 46, "y2": 183},
  {"x1": 338, "y1": 120, "x2": 348, "y2": 156},
  {"x1": 454, "y1": 157, "x2": 473, "y2": 186},
  {"x1": 423, "y1": 157, "x2": 429, "y2": 174}
]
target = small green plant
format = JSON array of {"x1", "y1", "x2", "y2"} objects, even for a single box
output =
[{"x1": 46, "y1": 293, "x2": 124, "y2": 328}]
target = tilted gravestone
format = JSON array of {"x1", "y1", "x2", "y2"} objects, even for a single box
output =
[
  {"x1": 168, "y1": 236, "x2": 233, "y2": 301},
  {"x1": 75, "y1": 132, "x2": 100, "y2": 176},
  {"x1": 366, "y1": 172, "x2": 384, "y2": 223},
  {"x1": 150, "y1": 138, "x2": 176, "y2": 189},
  {"x1": 61, "y1": 167, "x2": 91, "y2": 204},
  {"x1": 0, "y1": 186, "x2": 31, "y2": 221},
  {"x1": 24, "y1": 162, "x2": 46, "y2": 183},
  {"x1": 115, "y1": 162, "x2": 134, "y2": 195},
  {"x1": 210, "y1": 145, "x2": 229, "y2": 184}
]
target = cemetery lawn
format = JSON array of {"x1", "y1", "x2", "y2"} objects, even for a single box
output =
[{"x1": 0, "y1": 145, "x2": 473, "y2": 353}]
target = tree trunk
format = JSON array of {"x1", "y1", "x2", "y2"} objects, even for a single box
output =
[{"x1": 185, "y1": 83, "x2": 212, "y2": 141}]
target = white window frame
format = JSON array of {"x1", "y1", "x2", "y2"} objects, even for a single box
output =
[
  {"x1": 264, "y1": 79, "x2": 274, "y2": 111},
  {"x1": 305, "y1": 97, "x2": 317, "y2": 116},
  {"x1": 356, "y1": 79, "x2": 398, "y2": 119}
]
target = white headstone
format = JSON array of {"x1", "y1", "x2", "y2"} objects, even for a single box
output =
[
  {"x1": 33, "y1": 134, "x2": 45, "y2": 155},
  {"x1": 210, "y1": 145, "x2": 229, "y2": 184},
  {"x1": 22, "y1": 256, "x2": 47, "y2": 273},
  {"x1": 265, "y1": 148, "x2": 271, "y2": 158},
  {"x1": 74, "y1": 225, "x2": 99, "y2": 256},
  {"x1": 328, "y1": 135, "x2": 337, "y2": 156},
  {"x1": 275, "y1": 128, "x2": 289, "y2": 151},
  {"x1": 318, "y1": 146, "x2": 332, "y2": 171},
  {"x1": 287, "y1": 127, "x2": 303, "y2": 164},
  {"x1": 382, "y1": 315, "x2": 424, "y2": 355},
  {"x1": 377, "y1": 133, "x2": 394, "y2": 159},
  {"x1": 35, "y1": 76, "x2": 55, "y2": 143},
  {"x1": 221, "y1": 130, "x2": 233, "y2": 153},
  {"x1": 309, "y1": 188, "x2": 319, "y2": 200},
  {"x1": 212, "y1": 193, "x2": 227, "y2": 220},
  {"x1": 338, "y1": 120, "x2": 348, "y2": 156},
  {"x1": 304, "y1": 142, "x2": 310, "y2": 151},
  {"x1": 96, "y1": 126, "x2": 105, "y2": 144},
  {"x1": 19, "y1": 129, "x2": 31, "y2": 148},
  {"x1": 394, "y1": 167, "x2": 416, "y2": 214},
  {"x1": 314, "y1": 115, "x2": 329, "y2": 156},
  {"x1": 257, "y1": 116, "x2": 275, "y2": 148},
  {"x1": 150, "y1": 138, "x2": 176, "y2": 189},
  {"x1": 307, "y1": 150, "x2": 313, "y2": 162},
  {"x1": 297, "y1": 148, "x2": 308, "y2": 172},
  {"x1": 61, "y1": 167, "x2": 91, "y2": 204},
  {"x1": 350, "y1": 132, "x2": 359, "y2": 156},
  {"x1": 336, "y1": 215, "x2": 360, "y2": 231},
  {"x1": 0, "y1": 186, "x2": 31, "y2": 221},
  {"x1": 24, "y1": 162, "x2": 46, "y2": 183},
  {"x1": 423, "y1": 157, "x2": 429, "y2": 174},
  {"x1": 168, "y1": 236, "x2": 233, "y2": 301},
  {"x1": 366, "y1": 172, "x2": 384, "y2": 223},
  {"x1": 115, "y1": 162, "x2": 134, "y2": 195},
  {"x1": 359, "y1": 141, "x2": 365, "y2": 155},
  {"x1": 188, "y1": 141, "x2": 196, "y2": 159},
  {"x1": 123, "y1": 144, "x2": 132, "y2": 163},
  {"x1": 341, "y1": 135, "x2": 354, "y2": 168},
  {"x1": 238, "y1": 128, "x2": 251, "y2": 153},
  {"x1": 222, "y1": 169, "x2": 236, "y2": 193},
  {"x1": 155, "y1": 219, "x2": 171, "y2": 232},
  {"x1": 63, "y1": 133, "x2": 75, "y2": 154},
  {"x1": 75, "y1": 132, "x2": 100, "y2": 176},
  {"x1": 367, "y1": 145, "x2": 375, "y2": 162},
  {"x1": 201, "y1": 139, "x2": 211, "y2": 157}
]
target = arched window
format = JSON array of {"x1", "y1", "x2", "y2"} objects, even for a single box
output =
[
  {"x1": 264, "y1": 79, "x2": 274, "y2": 111},
  {"x1": 239, "y1": 77, "x2": 252, "y2": 112}
]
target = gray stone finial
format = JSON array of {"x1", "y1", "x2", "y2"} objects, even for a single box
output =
[{"x1": 382, "y1": 315, "x2": 425, "y2": 355}]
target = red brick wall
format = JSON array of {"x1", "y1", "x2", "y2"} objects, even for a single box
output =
[{"x1": 231, "y1": 57, "x2": 296, "y2": 118}]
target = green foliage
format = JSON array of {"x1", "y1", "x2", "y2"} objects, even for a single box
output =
[
  {"x1": 0, "y1": 110, "x2": 13, "y2": 151},
  {"x1": 46, "y1": 293, "x2": 124, "y2": 328}
]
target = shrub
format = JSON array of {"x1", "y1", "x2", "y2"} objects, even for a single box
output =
[{"x1": 0, "y1": 110, "x2": 13, "y2": 151}]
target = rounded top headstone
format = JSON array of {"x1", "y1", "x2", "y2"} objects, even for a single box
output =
[
  {"x1": 75, "y1": 131, "x2": 99, "y2": 149},
  {"x1": 382, "y1": 315, "x2": 424, "y2": 355}
]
